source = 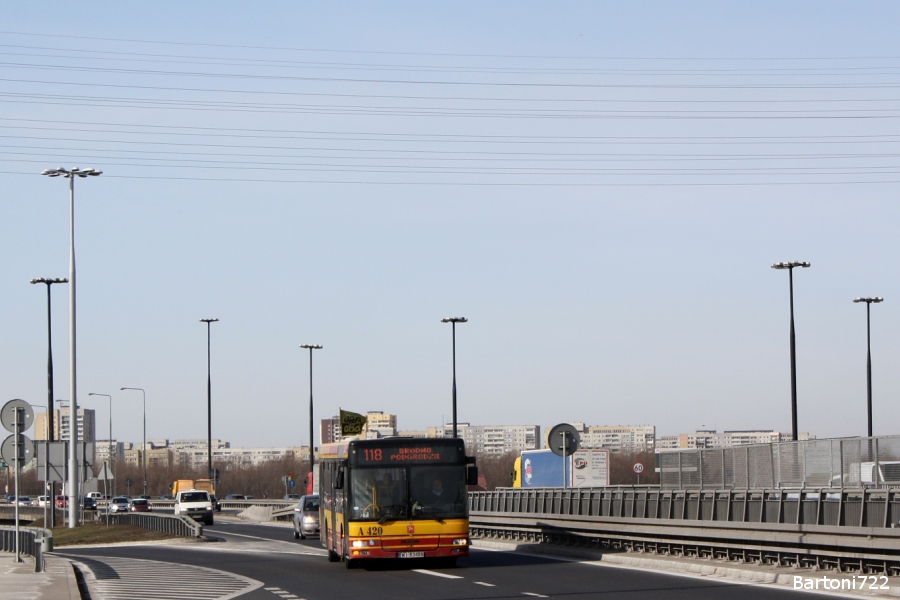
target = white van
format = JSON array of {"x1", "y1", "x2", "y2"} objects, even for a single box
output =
[{"x1": 86, "y1": 492, "x2": 104, "y2": 500}]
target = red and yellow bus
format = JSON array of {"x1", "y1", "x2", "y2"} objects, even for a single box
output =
[{"x1": 318, "y1": 437, "x2": 476, "y2": 568}]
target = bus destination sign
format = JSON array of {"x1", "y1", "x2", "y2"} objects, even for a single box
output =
[{"x1": 352, "y1": 443, "x2": 461, "y2": 466}]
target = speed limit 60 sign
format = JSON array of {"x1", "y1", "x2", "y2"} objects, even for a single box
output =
[{"x1": 632, "y1": 462, "x2": 644, "y2": 474}]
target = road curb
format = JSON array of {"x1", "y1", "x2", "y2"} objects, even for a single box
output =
[
  {"x1": 49, "y1": 535, "x2": 217, "y2": 550},
  {"x1": 472, "y1": 540, "x2": 900, "y2": 598}
]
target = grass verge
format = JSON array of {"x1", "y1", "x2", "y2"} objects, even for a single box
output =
[{"x1": 31, "y1": 518, "x2": 180, "y2": 546}]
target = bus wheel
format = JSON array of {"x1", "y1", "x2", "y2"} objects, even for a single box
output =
[{"x1": 328, "y1": 548, "x2": 340, "y2": 562}]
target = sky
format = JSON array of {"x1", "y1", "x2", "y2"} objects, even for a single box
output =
[{"x1": 2, "y1": 2, "x2": 900, "y2": 449}]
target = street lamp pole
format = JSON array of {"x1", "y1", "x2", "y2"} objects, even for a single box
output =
[
  {"x1": 200, "y1": 319, "x2": 219, "y2": 481},
  {"x1": 30, "y1": 276, "x2": 67, "y2": 528},
  {"x1": 299, "y1": 344, "x2": 322, "y2": 488},
  {"x1": 120, "y1": 388, "x2": 146, "y2": 494},
  {"x1": 441, "y1": 318, "x2": 468, "y2": 439},
  {"x1": 771, "y1": 261, "x2": 810, "y2": 442},
  {"x1": 88, "y1": 393, "x2": 111, "y2": 525},
  {"x1": 854, "y1": 297, "x2": 883, "y2": 437},
  {"x1": 42, "y1": 166, "x2": 101, "y2": 528}
]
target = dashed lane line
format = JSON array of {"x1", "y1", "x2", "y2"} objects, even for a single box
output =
[
  {"x1": 412, "y1": 568, "x2": 464, "y2": 579},
  {"x1": 522, "y1": 593, "x2": 549, "y2": 598},
  {"x1": 474, "y1": 581, "x2": 496, "y2": 586},
  {"x1": 264, "y1": 586, "x2": 304, "y2": 599}
]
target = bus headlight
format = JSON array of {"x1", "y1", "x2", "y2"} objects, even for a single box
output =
[
  {"x1": 452, "y1": 538, "x2": 468, "y2": 546},
  {"x1": 352, "y1": 540, "x2": 377, "y2": 548}
]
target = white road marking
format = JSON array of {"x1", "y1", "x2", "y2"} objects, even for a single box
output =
[
  {"x1": 412, "y1": 569, "x2": 464, "y2": 579},
  {"x1": 264, "y1": 588, "x2": 281, "y2": 591},
  {"x1": 474, "y1": 581, "x2": 496, "y2": 586},
  {"x1": 522, "y1": 593, "x2": 549, "y2": 598}
]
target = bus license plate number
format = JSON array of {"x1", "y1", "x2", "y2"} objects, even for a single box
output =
[{"x1": 398, "y1": 551, "x2": 425, "y2": 558}]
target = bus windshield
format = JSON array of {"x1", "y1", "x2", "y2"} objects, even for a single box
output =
[{"x1": 349, "y1": 465, "x2": 467, "y2": 522}]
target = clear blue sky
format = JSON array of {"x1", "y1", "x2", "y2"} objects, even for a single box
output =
[{"x1": 2, "y1": 2, "x2": 900, "y2": 448}]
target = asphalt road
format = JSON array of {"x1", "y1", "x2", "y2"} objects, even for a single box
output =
[{"x1": 57, "y1": 521, "x2": 833, "y2": 600}]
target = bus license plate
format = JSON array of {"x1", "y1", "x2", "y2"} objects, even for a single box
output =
[{"x1": 398, "y1": 551, "x2": 425, "y2": 558}]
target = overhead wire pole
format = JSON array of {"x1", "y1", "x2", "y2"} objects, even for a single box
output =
[
  {"x1": 30, "y1": 277, "x2": 67, "y2": 528},
  {"x1": 853, "y1": 297, "x2": 883, "y2": 438},
  {"x1": 771, "y1": 261, "x2": 810, "y2": 442},
  {"x1": 200, "y1": 319, "x2": 219, "y2": 481},
  {"x1": 441, "y1": 318, "x2": 467, "y2": 438},
  {"x1": 300, "y1": 344, "x2": 322, "y2": 489},
  {"x1": 42, "y1": 166, "x2": 101, "y2": 528}
]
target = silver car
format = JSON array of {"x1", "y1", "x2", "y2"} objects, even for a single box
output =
[
  {"x1": 292, "y1": 494, "x2": 319, "y2": 540},
  {"x1": 108, "y1": 496, "x2": 130, "y2": 513}
]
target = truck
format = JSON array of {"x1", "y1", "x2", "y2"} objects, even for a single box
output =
[
  {"x1": 512, "y1": 448, "x2": 610, "y2": 488},
  {"x1": 172, "y1": 479, "x2": 216, "y2": 526}
]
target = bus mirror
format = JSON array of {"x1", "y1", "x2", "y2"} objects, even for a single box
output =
[
  {"x1": 334, "y1": 469, "x2": 344, "y2": 490},
  {"x1": 466, "y1": 465, "x2": 479, "y2": 486}
]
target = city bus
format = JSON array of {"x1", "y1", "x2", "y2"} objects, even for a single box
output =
[{"x1": 318, "y1": 437, "x2": 477, "y2": 568}]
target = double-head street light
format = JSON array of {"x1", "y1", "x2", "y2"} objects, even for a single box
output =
[
  {"x1": 42, "y1": 166, "x2": 101, "y2": 528},
  {"x1": 200, "y1": 318, "x2": 219, "y2": 480},
  {"x1": 120, "y1": 387, "x2": 146, "y2": 494},
  {"x1": 853, "y1": 297, "x2": 883, "y2": 438},
  {"x1": 30, "y1": 276, "x2": 67, "y2": 528},
  {"x1": 440, "y1": 317, "x2": 468, "y2": 439},
  {"x1": 771, "y1": 261, "x2": 810, "y2": 442},
  {"x1": 299, "y1": 344, "x2": 322, "y2": 486}
]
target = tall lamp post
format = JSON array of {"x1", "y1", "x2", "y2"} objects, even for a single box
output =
[
  {"x1": 853, "y1": 297, "x2": 883, "y2": 438},
  {"x1": 120, "y1": 388, "x2": 146, "y2": 494},
  {"x1": 440, "y1": 317, "x2": 468, "y2": 439},
  {"x1": 771, "y1": 261, "x2": 810, "y2": 442},
  {"x1": 87, "y1": 393, "x2": 112, "y2": 491},
  {"x1": 200, "y1": 318, "x2": 219, "y2": 481},
  {"x1": 42, "y1": 166, "x2": 102, "y2": 528},
  {"x1": 30, "y1": 276, "x2": 67, "y2": 528},
  {"x1": 299, "y1": 344, "x2": 322, "y2": 487}
]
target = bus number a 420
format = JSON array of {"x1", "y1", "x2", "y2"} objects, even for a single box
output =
[
  {"x1": 359, "y1": 526, "x2": 383, "y2": 536},
  {"x1": 363, "y1": 449, "x2": 383, "y2": 461}
]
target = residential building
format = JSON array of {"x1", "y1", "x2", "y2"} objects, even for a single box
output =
[
  {"x1": 366, "y1": 411, "x2": 397, "y2": 437},
  {"x1": 580, "y1": 425, "x2": 656, "y2": 453},
  {"x1": 124, "y1": 448, "x2": 142, "y2": 467},
  {"x1": 34, "y1": 408, "x2": 96, "y2": 443},
  {"x1": 210, "y1": 446, "x2": 309, "y2": 468},
  {"x1": 444, "y1": 423, "x2": 541, "y2": 455},
  {"x1": 147, "y1": 448, "x2": 174, "y2": 468},
  {"x1": 94, "y1": 440, "x2": 125, "y2": 465},
  {"x1": 397, "y1": 430, "x2": 429, "y2": 438},
  {"x1": 320, "y1": 416, "x2": 341, "y2": 445},
  {"x1": 657, "y1": 430, "x2": 814, "y2": 450}
]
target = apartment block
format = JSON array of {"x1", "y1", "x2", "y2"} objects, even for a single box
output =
[
  {"x1": 94, "y1": 440, "x2": 126, "y2": 465},
  {"x1": 366, "y1": 411, "x2": 397, "y2": 437},
  {"x1": 444, "y1": 423, "x2": 541, "y2": 455},
  {"x1": 320, "y1": 416, "x2": 341, "y2": 445},
  {"x1": 34, "y1": 408, "x2": 96, "y2": 443},
  {"x1": 580, "y1": 425, "x2": 656, "y2": 453},
  {"x1": 657, "y1": 430, "x2": 814, "y2": 450}
]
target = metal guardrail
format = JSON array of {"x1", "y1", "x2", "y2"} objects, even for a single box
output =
[
  {"x1": 0, "y1": 526, "x2": 52, "y2": 572},
  {"x1": 109, "y1": 512, "x2": 203, "y2": 537},
  {"x1": 469, "y1": 486, "x2": 900, "y2": 574}
]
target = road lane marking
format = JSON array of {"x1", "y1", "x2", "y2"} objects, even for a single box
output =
[
  {"x1": 264, "y1": 588, "x2": 281, "y2": 591},
  {"x1": 522, "y1": 594, "x2": 549, "y2": 598},
  {"x1": 474, "y1": 581, "x2": 496, "y2": 586},
  {"x1": 412, "y1": 569, "x2": 464, "y2": 579}
]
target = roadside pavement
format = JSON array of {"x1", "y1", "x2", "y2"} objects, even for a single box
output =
[{"x1": 0, "y1": 555, "x2": 81, "y2": 600}]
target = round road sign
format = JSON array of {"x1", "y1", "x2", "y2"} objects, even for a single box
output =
[
  {"x1": 1, "y1": 434, "x2": 35, "y2": 465},
  {"x1": 633, "y1": 462, "x2": 644, "y2": 474},
  {"x1": 0, "y1": 399, "x2": 34, "y2": 434},
  {"x1": 548, "y1": 423, "x2": 581, "y2": 457}
]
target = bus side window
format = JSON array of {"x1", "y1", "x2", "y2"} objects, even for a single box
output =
[{"x1": 334, "y1": 467, "x2": 344, "y2": 490}]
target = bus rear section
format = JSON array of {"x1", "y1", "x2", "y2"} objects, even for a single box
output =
[{"x1": 319, "y1": 438, "x2": 477, "y2": 567}]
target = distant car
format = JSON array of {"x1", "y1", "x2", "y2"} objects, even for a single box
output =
[
  {"x1": 81, "y1": 497, "x2": 97, "y2": 510},
  {"x1": 108, "y1": 497, "x2": 130, "y2": 513},
  {"x1": 129, "y1": 499, "x2": 152, "y2": 513},
  {"x1": 86, "y1": 492, "x2": 104, "y2": 501},
  {"x1": 16, "y1": 497, "x2": 32, "y2": 506},
  {"x1": 245, "y1": 495, "x2": 255, "y2": 500},
  {"x1": 210, "y1": 495, "x2": 221, "y2": 512},
  {"x1": 5, "y1": 494, "x2": 16, "y2": 504},
  {"x1": 224, "y1": 494, "x2": 246, "y2": 500},
  {"x1": 36, "y1": 495, "x2": 50, "y2": 507},
  {"x1": 55, "y1": 495, "x2": 69, "y2": 509},
  {"x1": 138, "y1": 494, "x2": 152, "y2": 501},
  {"x1": 159, "y1": 494, "x2": 175, "y2": 501},
  {"x1": 283, "y1": 494, "x2": 301, "y2": 500},
  {"x1": 292, "y1": 494, "x2": 319, "y2": 540}
]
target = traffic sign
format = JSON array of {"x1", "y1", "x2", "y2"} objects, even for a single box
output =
[
  {"x1": 633, "y1": 462, "x2": 644, "y2": 474},
  {"x1": 548, "y1": 423, "x2": 580, "y2": 457},
  {"x1": 288, "y1": 479, "x2": 295, "y2": 488},
  {"x1": 0, "y1": 400, "x2": 34, "y2": 434},
  {"x1": 1, "y1": 434, "x2": 34, "y2": 465}
]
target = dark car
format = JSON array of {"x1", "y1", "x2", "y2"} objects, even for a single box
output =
[
  {"x1": 292, "y1": 494, "x2": 319, "y2": 540},
  {"x1": 138, "y1": 494, "x2": 152, "y2": 501},
  {"x1": 224, "y1": 494, "x2": 246, "y2": 500},
  {"x1": 81, "y1": 496, "x2": 96, "y2": 510},
  {"x1": 129, "y1": 499, "x2": 152, "y2": 513},
  {"x1": 210, "y1": 495, "x2": 222, "y2": 512},
  {"x1": 283, "y1": 494, "x2": 301, "y2": 500}
]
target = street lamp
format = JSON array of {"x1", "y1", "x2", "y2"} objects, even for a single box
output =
[
  {"x1": 771, "y1": 261, "x2": 810, "y2": 442},
  {"x1": 200, "y1": 318, "x2": 219, "y2": 481},
  {"x1": 30, "y1": 276, "x2": 67, "y2": 528},
  {"x1": 299, "y1": 344, "x2": 322, "y2": 488},
  {"x1": 88, "y1": 393, "x2": 113, "y2": 490},
  {"x1": 440, "y1": 317, "x2": 468, "y2": 439},
  {"x1": 853, "y1": 297, "x2": 883, "y2": 437},
  {"x1": 42, "y1": 166, "x2": 101, "y2": 528},
  {"x1": 120, "y1": 387, "x2": 146, "y2": 495}
]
